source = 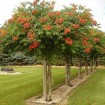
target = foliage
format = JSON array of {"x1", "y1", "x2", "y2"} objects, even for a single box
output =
[
  {"x1": 0, "y1": 52, "x2": 36, "y2": 66},
  {"x1": 0, "y1": 0, "x2": 105, "y2": 63}
]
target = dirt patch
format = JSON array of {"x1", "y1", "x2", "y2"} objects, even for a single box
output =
[
  {"x1": 26, "y1": 70, "x2": 96, "y2": 105},
  {"x1": 97, "y1": 66, "x2": 105, "y2": 68}
]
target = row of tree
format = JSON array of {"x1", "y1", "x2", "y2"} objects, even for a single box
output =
[{"x1": 0, "y1": 0, "x2": 105, "y2": 101}]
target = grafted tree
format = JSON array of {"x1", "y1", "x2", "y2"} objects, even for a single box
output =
[
  {"x1": 89, "y1": 28, "x2": 105, "y2": 71},
  {"x1": 0, "y1": 0, "x2": 105, "y2": 102}
]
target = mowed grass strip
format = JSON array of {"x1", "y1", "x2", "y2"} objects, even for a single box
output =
[
  {"x1": 68, "y1": 68, "x2": 105, "y2": 105},
  {"x1": 0, "y1": 66, "x2": 80, "y2": 105}
]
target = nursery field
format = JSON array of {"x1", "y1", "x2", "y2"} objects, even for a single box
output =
[
  {"x1": 1, "y1": 66, "x2": 105, "y2": 105},
  {"x1": 68, "y1": 68, "x2": 105, "y2": 105},
  {"x1": 0, "y1": 0, "x2": 105, "y2": 105},
  {"x1": 0, "y1": 66, "x2": 79, "y2": 105}
]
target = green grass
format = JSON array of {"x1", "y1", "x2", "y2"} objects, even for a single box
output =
[
  {"x1": 0, "y1": 66, "x2": 80, "y2": 105},
  {"x1": 68, "y1": 68, "x2": 105, "y2": 105}
]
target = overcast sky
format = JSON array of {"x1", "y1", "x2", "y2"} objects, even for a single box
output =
[{"x1": 0, "y1": 0, "x2": 105, "y2": 31}]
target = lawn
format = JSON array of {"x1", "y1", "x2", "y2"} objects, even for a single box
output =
[
  {"x1": 0, "y1": 66, "x2": 80, "y2": 105},
  {"x1": 68, "y1": 68, "x2": 105, "y2": 105}
]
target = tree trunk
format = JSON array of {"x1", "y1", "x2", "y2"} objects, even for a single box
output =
[
  {"x1": 78, "y1": 57, "x2": 82, "y2": 79},
  {"x1": 92, "y1": 58, "x2": 95, "y2": 71},
  {"x1": 94, "y1": 57, "x2": 97, "y2": 70},
  {"x1": 43, "y1": 58, "x2": 48, "y2": 101},
  {"x1": 85, "y1": 57, "x2": 89, "y2": 75},
  {"x1": 90, "y1": 60, "x2": 93, "y2": 72},
  {"x1": 47, "y1": 63, "x2": 52, "y2": 101},
  {"x1": 65, "y1": 56, "x2": 72, "y2": 86}
]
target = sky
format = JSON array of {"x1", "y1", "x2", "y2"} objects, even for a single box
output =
[{"x1": 0, "y1": 0, "x2": 105, "y2": 31}]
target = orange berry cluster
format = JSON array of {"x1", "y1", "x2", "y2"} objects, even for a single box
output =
[
  {"x1": 93, "y1": 38, "x2": 100, "y2": 42},
  {"x1": 12, "y1": 36, "x2": 19, "y2": 41},
  {"x1": 82, "y1": 41, "x2": 88, "y2": 46},
  {"x1": 47, "y1": 11, "x2": 60, "y2": 17},
  {"x1": 72, "y1": 24, "x2": 80, "y2": 28},
  {"x1": 84, "y1": 48, "x2": 91, "y2": 53},
  {"x1": 23, "y1": 23, "x2": 30, "y2": 29},
  {"x1": 43, "y1": 25, "x2": 52, "y2": 30},
  {"x1": 90, "y1": 18, "x2": 97, "y2": 25},
  {"x1": 65, "y1": 38, "x2": 73, "y2": 45},
  {"x1": 27, "y1": 32, "x2": 35, "y2": 40},
  {"x1": 66, "y1": 12, "x2": 74, "y2": 16},
  {"x1": 0, "y1": 29, "x2": 7, "y2": 36},
  {"x1": 84, "y1": 37, "x2": 88, "y2": 41},
  {"x1": 55, "y1": 18, "x2": 64, "y2": 24},
  {"x1": 32, "y1": 10, "x2": 37, "y2": 14},
  {"x1": 39, "y1": 17, "x2": 47, "y2": 22},
  {"x1": 17, "y1": 18, "x2": 29, "y2": 24},
  {"x1": 79, "y1": 18, "x2": 87, "y2": 24},
  {"x1": 33, "y1": 0, "x2": 39, "y2": 5},
  {"x1": 64, "y1": 28, "x2": 71, "y2": 35},
  {"x1": 29, "y1": 41, "x2": 39, "y2": 50},
  {"x1": 8, "y1": 18, "x2": 14, "y2": 23}
]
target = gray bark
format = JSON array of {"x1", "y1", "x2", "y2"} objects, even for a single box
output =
[
  {"x1": 43, "y1": 58, "x2": 48, "y2": 101},
  {"x1": 65, "y1": 56, "x2": 72, "y2": 86},
  {"x1": 85, "y1": 57, "x2": 89, "y2": 75},
  {"x1": 78, "y1": 57, "x2": 82, "y2": 79},
  {"x1": 47, "y1": 63, "x2": 52, "y2": 101},
  {"x1": 92, "y1": 57, "x2": 98, "y2": 70},
  {"x1": 90, "y1": 60, "x2": 93, "y2": 72},
  {"x1": 94, "y1": 58, "x2": 97, "y2": 70}
]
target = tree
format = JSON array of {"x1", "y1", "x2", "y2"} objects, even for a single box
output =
[
  {"x1": 1, "y1": 0, "x2": 105, "y2": 101},
  {"x1": 89, "y1": 28, "x2": 105, "y2": 70},
  {"x1": 58, "y1": 4, "x2": 98, "y2": 81},
  {"x1": 1, "y1": 0, "x2": 56, "y2": 101}
]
